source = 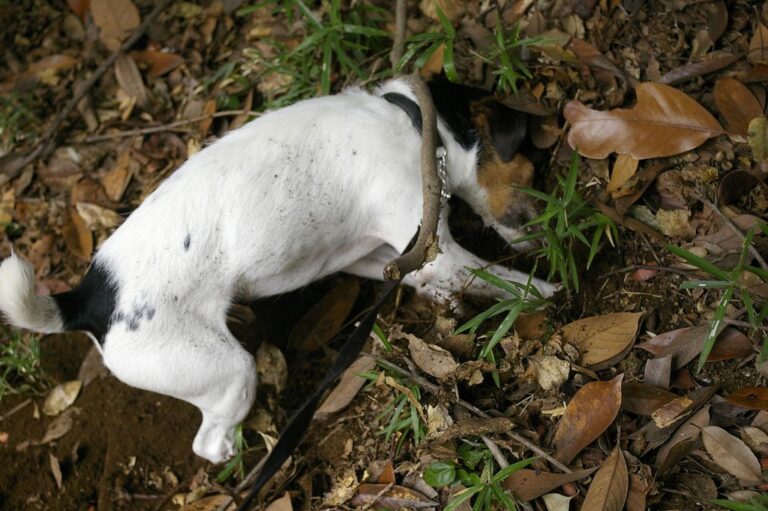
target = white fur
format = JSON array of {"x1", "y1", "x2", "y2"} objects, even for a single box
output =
[
  {"x1": 0, "y1": 78, "x2": 556, "y2": 463},
  {"x1": 0, "y1": 252, "x2": 64, "y2": 333}
]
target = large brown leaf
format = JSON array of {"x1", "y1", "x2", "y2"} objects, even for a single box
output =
[
  {"x1": 581, "y1": 446, "x2": 629, "y2": 511},
  {"x1": 90, "y1": 0, "x2": 140, "y2": 52},
  {"x1": 287, "y1": 277, "x2": 359, "y2": 352},
  {"x1": 701, "y1": 426, "x2": 762, "y2": 483},
  {"x1": 503, "y1": 467, "x2": 596, "y2": 501},
  {"x1": 553, "y1": 374, "x2": 623, "y2": 465},
  {"x1": 713, "y1": 78, "x2": 763, "y2": 137},
  {"x1": 564, "y1": 83, "x2": 723, "y2": 159},
  {"x1": 561, "y1": 312, "x2": 642, "y2": 370},
  {"x1": 726, "y1": 387, "x2": 768, "y2": 411},
  {"x1": 621, "y1": 382, "x2": 677, "y2": 416}
]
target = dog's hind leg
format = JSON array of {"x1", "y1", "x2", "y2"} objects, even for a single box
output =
[{"x1": 102, "y1": 313, "x2": 257, "y2": 463}]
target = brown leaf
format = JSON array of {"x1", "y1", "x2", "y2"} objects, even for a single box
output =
[
  {"x1": 553, "y1": 374, "x2": 623, "y2": 464},
  {"x1": 528, "y1": 355, "x2": 570, "y2": 391},
  {"x1": 315, "y1": 356, "x2": 374, "y2": 419},
  {"x1": 714, "y1": 78, "x2": 763, "y2": 137},
  {"x1": 726, "y1": 387, "x2": 768, "y2": 411},
  {"x1": 287, "y1": 277, "x2": 359, "y2": 352},
  {"x1": 75, "y1": 202, "x2": 123, "y2": 230},
  {"x1": 561, "y1": 312, "x2": 642, "y2": 370},
  {"x1": 749, "y1": 23, "x2": 768, "y2": 64},
  {"x1": 581, "y1": 446, "x2": 628, "y2": 511},
  {"x1": 514, "y1": 311, "x2": 548, "y2": 339},
  {"x1": 701, "y1": 426, "x2": 762, "y2": 483},
  {"x1": 659, "y1": 52, "x2": 742, "y2": 85},
  {"x1": 529, "y1": 115, "x2": 561, "y2": 149},
  {"x1": 115, "y1": 54, "x2": 148, "y2": 108},
  {"x1": 606, "y1": 154, "x2": 639, "y2": 194},
  {"x1": 62, "y1": 208, "x2": 93, "y2": 261},
  {"x1": 41, "y1": 408, "x2": 77, "y2": 444},
  {"x1": 198, "y1": 99, "x2": 217, "y2": 138},
  {"x1": 90, "y1": 0, "x2": 140, "y2": 52},
  {"x1": 77, "y1": 345, "x2": 108, "y2": 387},
  {"x1": 707, "y1": 1, "x2": 728, "y2": 45},
  {"x1": 130, "y1": 50, "x2": 184, "y2": 78},
  {"x1": 567, "y1": 38, "x2": 634, "y2": 86},
  {"x1": 100, "y1": 149, "x2": 133, "y2": 202},
  {"x1": 67, "y1": 0, "x2": 89, "y2": 18},
  {"x1": 564, "y1": 83, "x2": 722, "y2": 159},
  {"x1": 504, "y1": 467, "x2": 597, "y2": 501},
  {"x1": 24, "y1": 55, "x2": 78, "y2": 83},
  {"x1": 651, "y1": 396, "x2": 694, "y2": 428},
  {"x1": 264, "y1": 493, "x2": 292, "y2": 511},
  {"x1": 626, "y1": 472, "x2": 650, "y2": 511},
  {"x1": 707, "y1": 328, "x2": 753, "y2": 362},
  {"x1": 255, "y1": 343, "x2": 287, "y2": 395},
  {"x1": 636, "y1": 323, "x2": 734, "y2": 370},
  {"x1": 621, "y1": 382, "x2": 677, "y2": 416}
]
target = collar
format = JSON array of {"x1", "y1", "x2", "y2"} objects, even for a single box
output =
[{"x1": 382, "y1": 92, "x2": 451, "y2": 208}]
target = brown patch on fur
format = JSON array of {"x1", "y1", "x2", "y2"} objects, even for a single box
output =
[{"x1": 472, "y1": 106, "x2": 535, "y2": 219}]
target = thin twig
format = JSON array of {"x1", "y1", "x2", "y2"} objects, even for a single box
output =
[
  {"x1": 70, "y1": 110, "x2": 262, "y2": 144},
  {"x1": 1, "y1": 0, "x2": 174, "y2": 181},
  {"x1": 481, "y1": 435, "x2": 509, "y2": 469},
  {"x1": 390, "y1": 0, "x2": 407, "y2": 70},
  {"x1": 366, "y1": 354, "x2": 572, "y2": 474},
  {"x1": 701, "y1": 197, "x2": 768, "y2": 271},
  {"x1": 0, "y1": 398, "x2": 31, "y2": 423},
  {"x1": 383, "y1": 74, "x2": 442, "y2": 280},
  {"x1": 724, "y1": 318, "x2": 768, "y2": 332}
]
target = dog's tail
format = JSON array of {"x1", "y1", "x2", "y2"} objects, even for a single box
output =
[{"x1": 0, "y1": 252, "x2": 66, "y2": 334}]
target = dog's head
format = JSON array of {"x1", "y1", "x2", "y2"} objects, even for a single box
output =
[{"x1": 428, "y1": 79, "x2": 540, "y2": 247}]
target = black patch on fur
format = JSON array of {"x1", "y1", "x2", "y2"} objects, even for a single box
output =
[
  {"x1": 426, "y1": 77, "x2": 485, "y2": 150},
  {"x1": 183, "y1": 234, "x2": 191, "y2": 251},
  {"x1": 485, "y1": 105, "x2": 528, "y2": 162},
  {"x1": 53, "y1": 261, "x2": 117, "y2": 342},
  {"x1": 115, "y1": 304, "x2": 156, "y2": 332}
]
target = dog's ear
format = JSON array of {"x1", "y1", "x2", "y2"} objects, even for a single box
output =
[{"x1": 482, "y1": 103, "x2": 528, "y2": 163}]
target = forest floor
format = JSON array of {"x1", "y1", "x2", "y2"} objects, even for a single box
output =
[{"x1": 1, "y1": 0, "x2": 767, "y2": 510}]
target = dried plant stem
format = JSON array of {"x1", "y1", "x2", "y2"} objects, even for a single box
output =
[
  {"x1": 383, "y1": 74, "x2": 442, "y2": 280},
  {"x1": 390, "y1": 0, "x2": 407, "y2": 70}
]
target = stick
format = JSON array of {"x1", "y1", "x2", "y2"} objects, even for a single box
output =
[
  {"x1": 1, "y1": 0, "x2": 174, "y2": 181},
  {"x1": 71, "y1": 110, "x2": 262, "y2": 144},
  {"x1": 366, "y1": 355, "x2": 573, "y2": 473},
  {"x1": 390, "y1": 0, "x2": 407, "y2": 70},
  {"x1": 383, "y1": 74, "x2": 442, "y2": 280},
  {"x1": 0, "y1": 398, "x2": 31, "y2": 423}
]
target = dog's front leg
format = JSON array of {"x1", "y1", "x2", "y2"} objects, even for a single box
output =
[{"x1": 404, "y1": 213, "x2": 558, "y2": 304}]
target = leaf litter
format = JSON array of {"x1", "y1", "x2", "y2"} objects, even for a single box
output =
[{"x1": 1, "y1": 0, "x2": 768, "y2": 510}]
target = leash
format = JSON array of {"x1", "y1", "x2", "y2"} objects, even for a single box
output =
[{"x1": 236, "y1": 93, "x2": 443, "y2": 510}]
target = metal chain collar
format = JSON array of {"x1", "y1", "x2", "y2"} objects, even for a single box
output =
[{"x1": 436, "y1": 146, "x2": 450, "y2": 209}]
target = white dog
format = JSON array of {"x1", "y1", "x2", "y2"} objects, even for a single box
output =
[{"x1": 0, "y1": 77, "x2": 556, "y2": 463}]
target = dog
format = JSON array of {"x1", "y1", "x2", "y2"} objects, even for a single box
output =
[{"x1": 0, "y1": 77, "x2": 557, "y2": 463}]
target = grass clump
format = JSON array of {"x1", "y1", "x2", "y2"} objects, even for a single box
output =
[
  {"x1": 669, "y1": 222, "x2": 768, "y2": 371},
  {"x1": 514, "y1": 152, "x2": 617, "y2": 291},
  {"x1": 424, "y1": 443, "x2": 536, "y2": 511},
  {"x1": 714, "y1": 494, "x2": 768, "y2": 511},
  {"x1": 0, "y1": 327, "x2": 46, "y2": 402}
]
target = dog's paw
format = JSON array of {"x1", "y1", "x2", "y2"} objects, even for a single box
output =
[
  {"x1": 535, "y1": 280, "x2": 562, "y2": 299},
  {"x1": 193, "y1": 428, "x2": 235, "y2": 463}
]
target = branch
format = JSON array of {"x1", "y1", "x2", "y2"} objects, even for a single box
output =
[
  {"x1": 1, "y1": 0, "x2": 174, "y2": 183},
  {"x1": 383, "y1": 74, "x2": 442, "y2": 280},
  {"x1": 390, "y1": 0, "x2": 407, "y2": 70}
]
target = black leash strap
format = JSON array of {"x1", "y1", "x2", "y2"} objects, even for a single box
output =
[
  {"x1": 236, "y1": 277, "x2": 403, "y2": 510},
  {"x1": 237, "y1": 92, "x2": 434, "y2": 510}
]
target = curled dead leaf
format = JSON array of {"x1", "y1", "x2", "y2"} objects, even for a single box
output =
[
  {"x1": 407, "y1": 334, "x2": 459, "y2": 379},
  {"x1": 62, "y1": 208, "x2": 93, "y2": 261},
  {"x1": 701, "y1": 426, "x2": 762, "y2": 483},
  {"x1": 315, "y1": 356, "x2": 374, "y2": 419},
  {"x1": 43, "y1": 380, "x2": 82, "y2": 416},
  {"x1": 565, "y1": 83, "x2": 722, "y2": 159}
]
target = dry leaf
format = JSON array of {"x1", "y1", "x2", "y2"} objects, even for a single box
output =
[
  {"x1": 76, "y1": 202, "x2": 123, "y2": 230},
  {"x1": 726, "y1": 387, "x2": 768, "y2": 411},
  {"x1": 749, "y1": 23, "x2": 768, "y2": 64},
  {"x1": 607, "y1": 154, "x2": 639, "y2": 194},
  {"x1": 77, "y1": 345, "x2": 108, "y2": 387},
  {"x1": 90, "y1": 0, "x2": 140, "y2": 52},
  {"x1": 701, "y1": 426, "x2": 762, "y2": 483},
  {"x1": 114, "y1": 54, "x2": 148, "y2": 108},
  {"x1": 255, "y1": 343, "x2": 287, "y2": 395},
  {"x1": 198, "y1": 99, "x2": 217, "y2": 138},
  {"x1": 49, "y1": 452, "x2": 63, "y2": 489},
  {"x1": 621, "y1": 382, "x2": 677, "y2": 416},
  {"x1": 420, "y1": 42, "x2": 445, "y2": 78},
  {"x1": 25, "y1": 55, "x2": 78, "y2": 83},
  {"x1": 287, "y1": 277, "x2": 359, "y2": 352},
  {"x1": 581, "y1": 446, "x2": 629, "y2": 511},
  {"x1": 62, "y1": 208, "x2": 93, "y2": 261},
  {"x1": 713, "y1": 78, "x2": 763, "y2": 137},
  {"x1": 264, "y1": 493, "x2": 292, "y2": 511},
  {"x1": 41, "y1": 408, "x2": 78, "y2": 444},
  {"x1": 131, "y1": 50, "x2": 184, "y2": 78},
  {"x1": 43, "y1": 381, "x2": 82, "y2": 416},
  {"x1": 561, "y1": 312, "x2": 642, "y2": 370},
  {"x1": 67, "y1": 0, "x2": 89, "y2": 18},
  {"x1": 742, "y1": 426, "x2": 768, "y2": 456},
  {"x1": 504, "y1": 467, "x2": 596, "y2": 501},
  {"x1": 553, "y1": 374, "x2": 623, "y2": 464},
  {"x1": 651, "y1": 396, "x2": 694, "y2": 428},
  {"x1": 514, "y1": 311, "x2": 548, "y2": 340},
  {"x1": 626, "y1": 472, "x2": 650, "y2": 511},
  {"x1": 659, "y1": 52, "x2": 741, "y2": 85},
  {"x1": 636, "y1": 324, "x2": 730, "y2": 370},
  {"x1": 529, "y1": 114, "x2": 562, "y2": 149},
  {"x1": 748, "y1": 116, "x2": 768, "y2": 163},
  {"x1": 351, "y1": 483, "x2": 436, "y2": 508},
  {"x1": 564, "y1": 83, "x2": 722, "y2": 159},
  {"x1": 541, "y1": 493, "x2": 573, "y2": 511},
  {"x1": 100, "y1": 149, "x2": 133, "y2": 202},
  {"x1": 315, "y1": 356, "x2": 374, "y2": 419},
  {"x1": 407, "y1": 334, "x2": 459, "y2": 379}
]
